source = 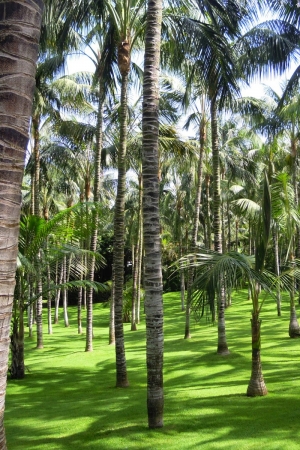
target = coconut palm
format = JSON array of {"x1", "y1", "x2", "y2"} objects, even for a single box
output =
[
  {"x1": 142, "y1": 0, "x2": 165, "y2": 428},
  {"x1": 0, "y1": 1, "x2": 43, "y2": 446}
]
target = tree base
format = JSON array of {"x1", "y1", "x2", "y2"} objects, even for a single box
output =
[
  {"x1": 217, "y1": 345, "x2": 230, "y2": 356},
  {"x1": 247, "y1": 378, "x2": 268, "y2": 397}
]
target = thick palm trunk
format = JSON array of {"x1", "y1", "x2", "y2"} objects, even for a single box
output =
[
  {"x1": 142, "y1": 0, "x2": 164, "y2": 428},
  {"x1": 0, "y1": 1, "x2": 43, "y2": 445},
  {"x1": 113, "y1": 71, "x2": 129, "y2": 386},
  {"x1": 247, "y1": 312, "x2": 268, "y2": 397},
  {"x1": 211, "y1": 96, "x2": 229, "y2": 355}
]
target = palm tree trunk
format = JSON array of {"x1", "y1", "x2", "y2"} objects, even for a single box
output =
[
  {"x1": 137, "y1": 220, "x2": 143, "y2": 324},
  {"x1": 205, "y1": 175, "x2": 212, "y2": 249},
  {"x1": 54, "y1": 262, "x2": 63, "y2": 324},
  {"x1": 0, "y1": 0, "x2": 43, "y2": 434},
  {"x1": 131, "y1": 243, "x2": 138, "y2": 331},
  {"x1": 247, "y1": 311, "x2": 268, "y2": 397},
  {"x1": 63, "y1": 256, "x2": 69, "y2": 327},
  {"x1": 113, "y1": 71, "x2": 129, "y2": 386},
  {"x1": 211, "y1": 96, "x2": 229, "y2": 355},
  {"x1": 36, "y1": 266, "x2": 43, "y2": 349},
  {"x1": 10, "y1": 275, "x2": 25, "y2": 379},
  {"x1": 85, "y1": 78, "x2": 104, "y2": 351},
  {"x1": 109, "y1": 265, "x2": 115, "y2": 345},
  {"x1": 47, "y1": 263, "x2": 53, "y2": 334},
  {"x1": 32, "y1": 114, "x2": 41, "y2": 216},
  {"x1": 142, "y1": 0, "x2": 164, "y2": 428},
  {"x1": 185, "y1": 115, "x2": 205, "y2": 336},
  {"x1": 273, "y1": 226, "x2": 281, "y2": 316}
]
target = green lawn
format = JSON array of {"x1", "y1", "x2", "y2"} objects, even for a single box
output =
[{"x1": 5, "y1": 291, "x2": 300, "y2": 449}]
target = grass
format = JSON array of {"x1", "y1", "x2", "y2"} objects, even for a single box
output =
[{"x1": 5, "y1": 290, "x2": 300, "y2": 449}]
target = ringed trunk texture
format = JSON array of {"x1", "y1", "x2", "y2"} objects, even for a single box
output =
[
  {"x1": 247, "y1": 316, "x2": 267, "y2": 397},
  {"x1": 0, "y1": 0, "x2": 43, "y2": 446},
  {"x1": 142, "y1": 0, "x2": 164, "y2": 429},
  {"x1": 113, "y1": 72, "x2": 129, "y2": 387}
]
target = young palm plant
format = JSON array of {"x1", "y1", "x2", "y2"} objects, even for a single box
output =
[{"x1": 181, "y1": 172, "x2": 272, "y2": 396}]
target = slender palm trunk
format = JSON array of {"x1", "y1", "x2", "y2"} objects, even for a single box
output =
[
  {"x1": 273, "y1": 226, "x2": 281, "y2": 316},
  {"x1": 289, "y1": 141, "x2": 300, "y2": 335},
  {"x1": 142, "y1": 0, "x2": 164, "y2": 428},
  {"x1": 85, "y1": 79, "x2": 104, "y2": 351},
  {"x1": 113, "y1": 71, "x2": 129, "y2": 386},
  {"x1": 32, "y1": 114, "x2": 41, "y2": 216},
  {"x1": 205, "y1": 175, "x2": 212, "y2": 249},
  {"x1": 10, "y1": 276, "x2": 25, "y2": 379},
  {"x1": 47, "y1": 263, "x2": 53, "y2": 334},
  {"x1": 185, "y1": 115, "x2": 205, "y2": 336},
  {"x1": 247, "y1": 306, "x2": 267, "y2": 397},
  {"x1": 109, "y1": 265, "x2": 115, "y2": 345},
  {"x1": 137, "y1": 218, "x2": 143, "y2": 324},
  {"x1": 36, "y1": 265, "x2": 43, "y2": 349},
  {"x1": 211, "y1": 95, "x2": 229, "y2": 355},
  {"x1": 63, "y1": 256, "x2": 69, "y2": 327},
  {"x1": 54, "y1": 262, "x2": 63, "y2": 324},
  {"x1": 131, "y1": 243, "x2": 138, "y2": 331}
]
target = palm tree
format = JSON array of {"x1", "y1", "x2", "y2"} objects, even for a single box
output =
[
  {"x1": 0, "y1": 0, "x2": 43, "y2": 446},
  {"x1": 183, "y1": 173, "x2": 272, "y2": 397},
  {"x1": 142, "y1": 0, "x2": 164, "y2": 429}
]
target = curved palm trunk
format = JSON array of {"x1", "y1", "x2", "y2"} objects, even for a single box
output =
[
  {"x1": 85, "y1": 79, "x2": 104, "y2": 351},
  {"x1": 0, "y1": 1, "x2": 43, "y2": 445},
  {"x1": 142, "y1": 0, "x2": 164, "y2": 428},
  {"x1": 211, "y1": 96, "x2": 229, "y2": 355},
  {"x1": 113, "y1": 71, "x2": 129, "y2": 386}
]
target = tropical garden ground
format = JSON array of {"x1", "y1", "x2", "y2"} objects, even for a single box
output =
[{"x1": 5, "y1": 291, "x2": 300, "y2": 449}]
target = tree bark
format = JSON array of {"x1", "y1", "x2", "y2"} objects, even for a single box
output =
[
  {"x1": 142, "y1": 0, "x2": 164, "y2": 428},
  {"x1": 247, "y1": 314, "x2": 268, "y2": 397},
  {"x1": 0, "y1": 0, "x2": 43, "y2": 446},
  {"x1": 113, "y1": 71, "x2": 129, "y2": 386}
]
